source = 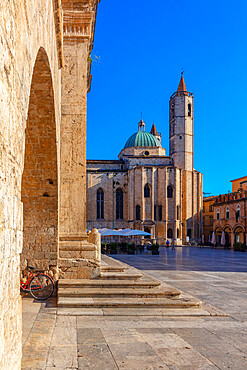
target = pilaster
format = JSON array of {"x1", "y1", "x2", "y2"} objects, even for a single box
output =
[{"x1": 59, "y1": 0, "x2": 100, "y2": 278}]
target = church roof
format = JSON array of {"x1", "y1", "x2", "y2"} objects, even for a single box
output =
[
  {"x1": 150, "y1": 123, "x2": 158, "y2": 136},
  {"x1": 177, "y1": 74, "x2": 187, "y2": 93},
  {"x1": 124, "y1": 131, "x2": 162, "y2": 149}
]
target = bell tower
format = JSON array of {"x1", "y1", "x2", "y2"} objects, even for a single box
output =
[{"x1": 169, "y1": 73, "x2": 193, "y2": 171}]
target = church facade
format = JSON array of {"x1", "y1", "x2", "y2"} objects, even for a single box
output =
[{"x1": 86, "y1": 75, "x2": 203, "y2": 244}]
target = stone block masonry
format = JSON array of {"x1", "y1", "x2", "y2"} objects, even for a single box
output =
[{"x1": 0, "y1": 0, "x2": 100, "y2": 368}]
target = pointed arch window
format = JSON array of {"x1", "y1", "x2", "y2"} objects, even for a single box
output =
[
  {"x1": 236, "y1": 204, "x2": 241, "y2": 221},
  {"x1": 225, "y1": 206, "x2": 230, "y2": 219},
  {"x1": 188, "y1": 103, "x2": 192, "y2": 117},
  {"x1": 144, "y1": 183, "x2": 151, "y2": 198},
  {"x1": 216, "y1": 208, "x2": 220, "y2": 220},
  {"x1": 158, "y1": 205, "x2": 162, "y2": 221},
  {"x1": 167, "y1": 185, "x2": 173, "y2": 198},
  {"x1": 167, "y1": 228, "x2": 173, "y2": 239},
  {"x1": 116, "y1": 188, "x2": 123, "y2": 219},
  {"x1": 96, "y1": 188, "x2": 104, "y2": 219},
  {"x1": 136, "y1": 205, "x2": 141, "y2": 220}
]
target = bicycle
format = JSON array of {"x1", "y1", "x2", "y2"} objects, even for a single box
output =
[{"x1": 20, "y1": 266, "x2": 55, "y2": 300}]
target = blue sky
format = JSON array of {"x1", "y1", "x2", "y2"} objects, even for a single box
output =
[{"x1": 87, "y1": 0, "x2": 247, "y2": 196}]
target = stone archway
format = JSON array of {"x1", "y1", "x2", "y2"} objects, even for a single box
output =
[
  {"x1": 215, "y1": 227, "x2": 223, "y2": 246},
  {"x1": 224, "y1": 226, "x2": 232, "y2": 248},
  {"x1": 234, "y1": 226, "x2": 245, "y2": 245},
  {"x1": 21, "y1": 47, "x2": 58, "y2": 274}
]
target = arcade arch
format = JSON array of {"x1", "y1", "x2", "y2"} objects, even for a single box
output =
[{"x1": 21, "y1": 48, "x2": 59, "y2": 271}]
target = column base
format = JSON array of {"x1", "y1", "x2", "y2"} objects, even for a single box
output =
[{"x1": 58, "y1": 240, "x2": 100, "y2": 279}]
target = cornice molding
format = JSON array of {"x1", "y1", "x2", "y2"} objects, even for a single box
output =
[
  {"x1": 63, "y1": 10, "x2": 93, "y2": 41},
  {"x1": 61, "y1": 0, "x2": 100, "y2": 91}
]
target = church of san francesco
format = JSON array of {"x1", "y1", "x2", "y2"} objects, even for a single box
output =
[{"x1": 86, "y1": 75, "x2": 203, "y2": 244}]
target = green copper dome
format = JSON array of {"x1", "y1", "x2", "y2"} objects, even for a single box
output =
[{"x1": 124, "y1": 131, "x2": 161, "y2": 149}]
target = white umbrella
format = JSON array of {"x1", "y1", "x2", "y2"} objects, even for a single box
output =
[
  {"x1": 221, "y1": 231, "x2": 226, "y2": 246},
  {"x1": 100, "y1": 229, "x2": 126, "y2": 236},
  {"x1": 123, "y1": 229, "x2": 153, "y2": 236},
  {"x1": 211, "y1": 231, "x2": 216, "y2": 245}
]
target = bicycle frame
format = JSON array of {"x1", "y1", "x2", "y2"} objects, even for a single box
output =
[{"x1": 20, "y1": 272, "x2": 43, "y2": 291}]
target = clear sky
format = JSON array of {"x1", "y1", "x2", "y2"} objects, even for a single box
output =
[{"x1": 87, "y1": 0, "x2": 247, "y2": 196}]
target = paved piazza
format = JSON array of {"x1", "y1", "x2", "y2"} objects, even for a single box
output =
[{"x1": 22, "y1": 247, "x2": 247, "y2": 369}]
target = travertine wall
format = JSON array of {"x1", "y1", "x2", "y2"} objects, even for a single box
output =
[
  {"x1": 169, "y1": 94, "x2": 193, "y2": 171},
  {"x1": 0, "y1": 1, "x2": 61, "y2": 368},
  {"x1": 1, "y1": 0, "x2": 100, "y2": 367}
]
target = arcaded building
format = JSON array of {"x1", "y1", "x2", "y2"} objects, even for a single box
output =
[
  {"x1": 87, "y1": 75, "x2": 203, "y2": 244},
  {"x1": 213, "y1": 176, "x2": 247, "y2": 247}
]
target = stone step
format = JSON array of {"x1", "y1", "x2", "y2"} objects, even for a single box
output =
[
  {"x1": 58, "y1": 279, "x2": 161, "y2": 289},
  {"x1": 57, "y1": 296, "x2": 201, "y2": 309},
  {"x1": 100, "y1": 265, "x2": 125, "y2": 273},
  {"x1": 58, "y1": 287, "x2": 179, "y2": 298},
  {"x1": 100, "y1": 272, "x2": 142, "y2": 280}
]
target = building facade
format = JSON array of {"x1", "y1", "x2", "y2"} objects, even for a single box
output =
[
  {"x1": 87, "y1": 75, "x2": 203, "y2": 244},
  {"x1": 213, "y1": 176, "x2": 247, "y2": 247},
  {"x1": 203, "y1": 196, "x2": 217, "y2": 244}
]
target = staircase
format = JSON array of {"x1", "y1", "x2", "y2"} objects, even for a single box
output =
[{"x1": 57, "y1": 255, "x2": 201, "y2": 314}]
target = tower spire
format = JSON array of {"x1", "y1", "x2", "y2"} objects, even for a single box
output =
[
  {"x1": 150, "y1": 123, "x2": 158, "y2": 136},
  {"x1": 177, "y1": 71, "x2": 187, "y2": 93}
]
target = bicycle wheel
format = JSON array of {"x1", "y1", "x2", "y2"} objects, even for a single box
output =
[{"x1": 29, "y1": 273, "x2": 54, "y2": 300}]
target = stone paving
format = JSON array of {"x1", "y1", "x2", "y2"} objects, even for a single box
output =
[{"x1": 22, "y1": 247, "x2": 247, "y2": 369}]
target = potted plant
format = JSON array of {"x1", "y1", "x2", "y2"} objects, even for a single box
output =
[
  {"x1": 234, "y1": 242, "x2": 246, "y2": 252},
  {"x1": 127, "y1": 243, "x2": 136, "y2": 254},
  {"x1": 101, "y1": 242, "x2": 107, "y2": 254},
  {"x1": 120, "y1": 242, "x2": 128, "y2": 254},
  {"x1": 109, "y1": 242, "x2": 118, "y2": 254},
  {"x1": 151, "y1": 243, "x2": 160, "y2": 255}
]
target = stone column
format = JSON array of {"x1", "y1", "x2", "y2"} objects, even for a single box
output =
[{"x1": 58, "y1": 2, "x2": 100, "y2": 278}]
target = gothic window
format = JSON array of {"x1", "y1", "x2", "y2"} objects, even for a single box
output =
[
  {"x1": 188, "y1": 103, "x2": 192, "y2": 117},
  {"x1": 187, "y1": 228, "x2": 192, "y2": 238},
  {"x1": 236, "y1": 204, "x2": 241, "y2": 221},
  {"x1": 154, "y1": 205, "x2": 157, "y2": 221},
  {"x1": 209, "y1": 205, "x2": 213, "y2": 212},
  {"x1": 177, "y1": 205, "x2": 180, "y2": 220},
  {"x1": 216, "y1": 208, "x2": 220, "y2": 220},
  {"x1": 167, "y1": 228, "x2": 173, "y2": 239},
  {"x1": 144, "y1": 183, "x2": 151, "y2": 198},
  {"x1": 167, "y1": 185, "x2": 173, "y2": 198},
  {"x1": 136, "y1": 205, "x2": 140, "y2": 220},
  {"x1": 158, "y1": 205, "x2": 162, "y2": 221},
  {"x1": 116, "y1": 188, "x2": 123, "y2": 219},
  {"x1": 96, "y1": 188, "x2": 104, "y2": 219},
  {"x1": 226, "y1": 206, "x2": 230, "y2": 219}
]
